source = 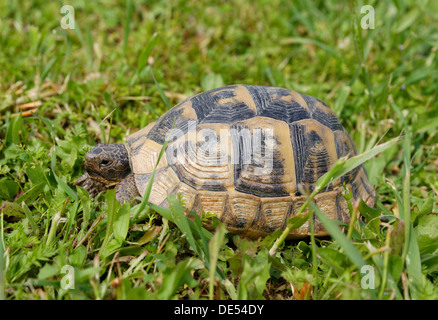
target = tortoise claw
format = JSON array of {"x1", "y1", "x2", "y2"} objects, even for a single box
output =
[
  {"x1": 74, "y1": 172, "x2": 89, "y2": 186},
  {"x1": 74, "y1": 172, "x2": 106, "y2": 198}
]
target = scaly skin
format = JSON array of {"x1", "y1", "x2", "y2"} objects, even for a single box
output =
[
  {"x1": 74, "y1": 171, "x2": 107, "y2": 198},
  {"x1": 115, "y1": 173, "x2": 140, "y2": 203}
]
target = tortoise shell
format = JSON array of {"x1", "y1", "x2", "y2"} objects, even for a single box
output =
[{"x1": 125, "y1": 85, "x2": 375, "y2": 239}]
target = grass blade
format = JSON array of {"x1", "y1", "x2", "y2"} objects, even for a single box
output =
[
  {"x1": 315, "y1": 136, "x2": 401, "y2": 193},
  {"x1": 168, "y1": 194, "x2": 199, "y2": 256},
  {"x1": 151, "y1": 68, "x2": 172, "y2": 110},
  {"x1": 156, "y1": 258, "x2": 195, "y2": 300},
  {"x1": 310, "y1": 201, "x2": 366, "y2": 269},
  {"x1": 208, "y1": 223, "x2": 227, "y2": 300},
  {"x1": 283, "y1": 37, "x2": 341, "y2": 59},
  {"x1": 333, "y1": 86, "x2": 351, "y2": 117},
  {"x1": 147, "y1": 203, "x2": 174, "y2": 224},
  {"x1": 0, "y1": 212, "x2": 5, "y2": 300},
  {"x1": 50, "y1": 148, "x2": 78, "y2": 202},
  {"x1": 137, "y1": 33, "x2": 158, "y2": 72},
  {"x1": 122, "y1": 0, "x2": 133, "y2": 58},
  {"x1": 113, "y1": 203, "x2": 131, "y2": 242},
  {"x1": 41, "y1": 57, "x2": 57, "y2": 82},
  {"x1": 73, "y1": 23, "x2": 93, "y2": 67},
  {"x1": 99, "y1": 189, "x2": 119, "y2": 255},
  {"x1": 21, "y1": 201, "x2": 39, "y2": 236},
  {"x1": 166, "y1": 196, "x2": 226, "y2": 281},
  {"x1": 390, "y1": 102, "x2": 422, "y2": 298}
]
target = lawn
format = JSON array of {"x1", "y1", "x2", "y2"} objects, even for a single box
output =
[{"x1": 1, "y1": 0, "x2": 438, "y2": 300}]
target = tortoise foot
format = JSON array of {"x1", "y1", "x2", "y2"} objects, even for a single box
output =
[{"x1": 74, "y1": 172, "x2": 107, "y2": 198}]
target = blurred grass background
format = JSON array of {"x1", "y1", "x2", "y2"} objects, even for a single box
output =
[{"x1": 0, "y1": 0, "x2": 438, "y2": 300}]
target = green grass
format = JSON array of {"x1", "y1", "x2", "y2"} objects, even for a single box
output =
[{"x1": 1, "y1": 0, "x2": 438, "y2": 300}]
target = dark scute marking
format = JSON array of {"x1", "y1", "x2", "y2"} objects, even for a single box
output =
[
  {"x1": 190, "y1": 193, "x2": 200, "y2": 213},
  {"x1": 209, "y1": 85, "x2": 239, "y2": 94},
  {"x1": 231, "y1": 123, "x2": 289, "y2": 197},
  {"x1": 235, "y1": 216, "x2": 247, "y2": 229},
  {"x1": 280, "y1": 202, "x2": 294, "y2": 231},
  {"x1": 299, "y1": 93, "x2": 317, "y2": 109},
  {"x1": 341, "y1": 165, "x2": 360, "y2": 185},
  {"x1": 336, "y1": 130, "x2": 358, "y2": 157},
  {"x1": 349, "y1": 176, "x2": 360, "y2": 200},
  {"x1": 234, "y1": 178, "x2": 289, "y2": 197},
  {"x1": 261, "y1": 224, "x2": 278, "y2": 234},
  {"x1": 269, "y1": 87, "x2": 294, "y2": 98},
  {"x1": 289, "y1": 123, "x2": 307, "y2": 192},
  {"x1": 130, "y1": 140, "x2": 145, "y2": 157},
  {"x1": 309, "y1": 130, "x2": 322, "y2": 144},
  {"x1": 249, "y1": 86, "x2": 311, "y2": 123},
  {"x1": 311, "y1": 107, "x2": 344, "y2": 131},
  {"x1": 360, "y1": 173, "x2": 373, "y2": 196},
  {"x1": 334, "y1": 130, "x2": 360, "y2": 186},
  {"x1": 230, "y1": 122, "x2": 252, "y2": 167},
  {"x1": 347, "y1": 166, "x2": 373, "y2": 202},
  {"x1": 301, "y1": 144, "x2": 331, "y2": 193},
  {"x1": 202, "y1": 102, "x2": 255, "y2": 124},
  {"x1": 245, "y1": 85, "x2": 272, "y2": 115},
  {"x1": 200, "y1": 181, "x2": 227, "y2": 192},
  {"x1": 190, "y1": 90, "x2": 222, "y2": 121},
  {"x1": 220, "y1": 193, "x2": 229, "y2": 223},
  {"x1": 146, "y1": 107, "x2": 194, "y2": 145},
  {"x1": 245, "y1": 85, "x2": 313, "y2": 124},
  {"x1": 259, "y1": 100, "x2": 311, "y2": 123},
  {"x1": 290, "y1": 124, "x2": 331, "y2": 194},
  {"x1": 248, "y1": 202, "x2": 262, "y2": 229},
  {"x1": 127, "y1": 133, "x2": 144, "y2": 147},
  {"x1": 299, "y1": 93, "x2": 343, "y2": 131},
  {"x1": 190, "y1": 87, "x2": 255, "y2": 124},
  {"x1": 211, "y1": 89, "x2": 237, "y2": 100}
]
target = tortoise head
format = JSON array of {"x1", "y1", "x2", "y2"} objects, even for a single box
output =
[{"x1": 84, "y1": 143, "x2": 131, "y2": 186}]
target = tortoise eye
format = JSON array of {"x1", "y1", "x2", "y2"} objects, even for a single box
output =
[{"x1": 101, "y1": 159, "x2": 110, "y2": 166}]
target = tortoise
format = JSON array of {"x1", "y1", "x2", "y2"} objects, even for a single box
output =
[{"x1": 75, "y1": 84, "x2": 375, "y2": 239}]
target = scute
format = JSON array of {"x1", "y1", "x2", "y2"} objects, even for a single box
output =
[
  {"x1": 231, "y1": 117, "x2": 296, "y2": 197},
  {"x1": 289, "y1": 119, "x2": 339, "y2": 194},
  {"x1": 190, "y1": 85, "x2": 257, "y2": 124},
  {"x1": 246, "y1": 85, "x2": 311, "y2": 123},
  {"x1": 146, "y1": 100, "x2": 198, "y2": 145},
  {"x1": 166, "y1": 123, "x2": 234, "y2": 191},
  {"x1": 299, "y1": 93, "x2": 344, "y2": 131},
  {"x1": 125, "y1": 84, "x2": 375, "y2": 238}
]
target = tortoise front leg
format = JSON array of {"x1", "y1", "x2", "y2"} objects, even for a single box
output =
[
  {"x1": 74, "y1": 172, "x2": 107, "y2": 198},
  {"x1": 116, "y1": 173, "x2": 140, "y2": 204}
]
